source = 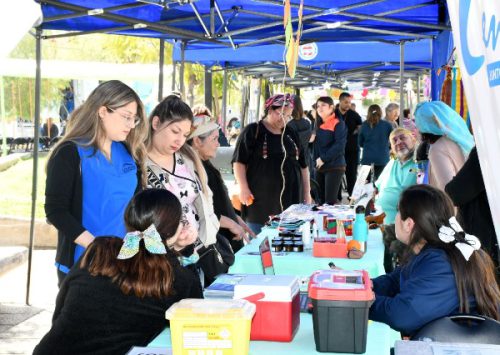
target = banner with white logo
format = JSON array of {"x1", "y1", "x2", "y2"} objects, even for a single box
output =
[{"x1": 447, "y1": 0, "x2": 500, "y2": 245}]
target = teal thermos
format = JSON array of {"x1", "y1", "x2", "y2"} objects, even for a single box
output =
[{"x1": 353, "y1": 206, "x2": 368, "y2": 252}]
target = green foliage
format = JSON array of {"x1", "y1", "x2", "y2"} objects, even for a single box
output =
[
  {"x1": 0, "y1": 156, "x2": 46, "y2": 219},
  {"x1": 5, "y1": 32, "x2": 174, "y2": 121},
  {"x1": 2, "y1": 77, "x2": 68, "y2": 121},
  {"x1": 10, "y1": 32, "x2": 172, "y2": 64}
]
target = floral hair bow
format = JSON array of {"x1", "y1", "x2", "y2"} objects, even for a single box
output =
[
  {"x1": 117, "y1": 224, "x2": 167, "y2": 260},
  {"x1": 438, "y1": 216, "x2": 481, "y2": 261}
]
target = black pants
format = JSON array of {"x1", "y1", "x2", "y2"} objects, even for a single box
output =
[
  {"x1": 366, "y1": 164, "x2": 386, "y2": 183},
  {"x1": 316, "y1": 169, "x2": 345, "y2": 205},
  {"x1": 345, "y1": 150, "x2": 359, "y2": 197}
]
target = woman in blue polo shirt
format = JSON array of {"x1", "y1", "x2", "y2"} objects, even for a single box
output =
[{"x1": 45, "y1": 80, "x2": 148, "y2": 286}]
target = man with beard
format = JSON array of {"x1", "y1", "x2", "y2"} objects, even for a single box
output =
[{"x1": 374, "y1": 128, "x2": 417, "y2": 224}]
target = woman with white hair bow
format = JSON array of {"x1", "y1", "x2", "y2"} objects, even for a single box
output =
[{"x1": 414, "y1": 101, "x2": 474, "y2": 191}]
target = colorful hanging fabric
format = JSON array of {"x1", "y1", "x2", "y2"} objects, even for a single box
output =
[
  {"x1": 284, "y1": 0, "x2": 303, "y2": 78},
  {"x1": 450, "y1": 67, "x2": 471, "y2": 131}
]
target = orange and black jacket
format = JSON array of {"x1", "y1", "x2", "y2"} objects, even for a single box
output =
[{"x1": 313, "y1": 113, "x2": 347, "y2": 171}]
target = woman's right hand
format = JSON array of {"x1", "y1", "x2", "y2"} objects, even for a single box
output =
[{"x1": 239, "y1": 187, "x2": 254, "y2": 206}]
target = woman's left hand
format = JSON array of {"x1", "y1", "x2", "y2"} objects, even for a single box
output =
[{"x1": 316, "y1": 157, "x2": 324, "y2": 169}]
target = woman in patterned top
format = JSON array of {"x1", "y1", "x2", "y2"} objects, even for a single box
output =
[{"x1": 145, "y1": 95, "x2": 219, "y2": 250}]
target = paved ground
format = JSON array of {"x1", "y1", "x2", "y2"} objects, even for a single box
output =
[{"x1": 0, "y1": 250, "x2": 57, "y2": 354}]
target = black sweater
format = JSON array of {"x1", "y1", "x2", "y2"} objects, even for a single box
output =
[
  {"x1": 45, "y1": 142, "x2": 141, "y2": 270},
  {"x1": 33, "y1": 253, "x2": 202, "y2": 355},
  {"x1": 445, "y1": 147, "x2": 499, "y2": 266}
]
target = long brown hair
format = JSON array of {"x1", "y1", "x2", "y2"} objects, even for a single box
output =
[
  {"x1": 48, "y1": 80, "x2": 148, "y2": 185},
  {"x1": 367, "y1": 104, "x2": 382, "y2": 127},
  {"x1": 80, "y1": 189, "x2": 182, "y2": 298},
  {"x1": 146, "y1": 95, "x2": 209, "y2": 196},
  {"x1": 398, "y1": 185, "x2": 500, "y2": 320}
]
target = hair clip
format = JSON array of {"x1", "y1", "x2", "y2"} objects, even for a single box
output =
[
  {"x1": 117, "y1": 224, "x2": 167, "y2": 259},
  {"x1": 438, "y1": 216, "x2": 481, "y2": 261}
]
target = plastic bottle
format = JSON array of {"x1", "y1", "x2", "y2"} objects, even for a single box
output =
[
  {"x1": 302, "y1": 221, "x2": 312, "y2": 250},
  {"x1": 353, "y1": 205, "x2": 368, "y2": 252}
]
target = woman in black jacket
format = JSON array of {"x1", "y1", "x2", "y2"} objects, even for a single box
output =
[{"x1": 35, "y1": 189, "x2": 203, "y2": 355}]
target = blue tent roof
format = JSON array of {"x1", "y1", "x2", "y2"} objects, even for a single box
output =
[
  {"x1": 39, "y1": 0, "x2": 451, "y2": 95},
  {"x1": 40, "y1": 0, "x2": 448, "y2": 47}
]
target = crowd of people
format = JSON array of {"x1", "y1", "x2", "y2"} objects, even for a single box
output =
[{"x1": 38, "y1": 80, "x2": 499, "y2": 353}]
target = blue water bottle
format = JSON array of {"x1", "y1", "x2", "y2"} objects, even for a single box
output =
[{"x1": 353, "y1": 206, "x2": 368, "y2": 252}]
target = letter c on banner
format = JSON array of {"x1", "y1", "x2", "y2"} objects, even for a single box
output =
[{"x1": 459, "y1": 0, "x2": 485, "y2": 76}]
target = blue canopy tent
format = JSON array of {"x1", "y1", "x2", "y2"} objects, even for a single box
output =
[
  {"x1": 171, "y1": 39, "x2": 432, "y2": 89},
  {"x1": 21, "y1": 0, "x2": 452, "y2": 303}
]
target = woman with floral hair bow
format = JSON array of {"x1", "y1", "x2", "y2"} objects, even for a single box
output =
[
  {"x1": 35, "y1": 189, "x2": 202, "y2": 355},
  {"x1": 232, "y1": 93, "x2": 311, "y2": 234},
  {"x1": 414, "y1": 101, "x2": 474, "y2": 191},
  {"x1": 369, "y1": 184, "x2": 500, "y2": 336}
]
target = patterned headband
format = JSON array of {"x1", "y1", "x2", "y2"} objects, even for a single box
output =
[{"x1": 265, "y1": 93, "x2": 294, "y2": 109}]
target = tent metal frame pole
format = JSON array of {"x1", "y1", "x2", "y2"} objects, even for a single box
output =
[
  {"x1": 190, "y1": 2, "x2": 211, "y2": 37},
  {"x1": 158, "y1": 38, "x2": 165, "y2": 102},
  {"x1": 27, "y1": 27, "x2": 42, "y2": 306},
  {"x1": 222, "y1": 66, "x2": 228, "y2": 130},
  {"x1": 256, "y1": 77, "x2": 262, "y2": 118},
  {"x1": 416, "y1": 73, "x2": 421, "y2": 103},
  {"x1": 204, "y1": 66, "x2": 213, "y2": 112},
  {"x1": 172, "y1": 61, "x2": 176, "y2": 92},
  {"x1": 213, "y1": 0, "x2": 236, "y2": 49},
  {"x1": 237, "y1": 2, "x2": 434, "y2": 47},
  {"x1": 43, "y1": 25, "x2": 143, "y2": 39},
  {"x1": 399, "y1": 41, "x2": 405, "y2": 126},
  {"x1": 43, "y1": 2, "x2": 147, "y2": 23},
  {"x1": 1, "y1": 77, "x2": 6, "y2": 156},
  {"x1": 255, "y1": 0, "x2": 449, "y2": 31},
  {"x1": 222, "y1": 0, "x2": 386, "y2": 38},
  {"x1": 40, "y1": 0, "x2": 232, "y2": 46},
  {"x1": 210, "y1": 0, "x2": 215, "y2": 36},
  {"x1": 180, "y1": 41, "x2": 186, "y2": 96}
]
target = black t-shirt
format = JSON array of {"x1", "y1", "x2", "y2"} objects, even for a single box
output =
[
  {"x1": 232, "y1": 121, "x2": 307, "y2": 224},
  {"x1": 336, "y1": 108, "x2": 362, "y2": 153}
]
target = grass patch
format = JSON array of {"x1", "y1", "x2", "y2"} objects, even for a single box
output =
[{"x1": 0, "y1": 155, "x2": 47, "y2": 219}]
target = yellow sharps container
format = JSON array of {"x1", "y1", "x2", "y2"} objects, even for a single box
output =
[{"x1": 165, "y1": 298, "x2": 256, "y2": 355}]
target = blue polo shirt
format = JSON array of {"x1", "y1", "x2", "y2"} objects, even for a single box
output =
[{"x1": 75, "y1": 142, "x2": 137, "y2": 263}]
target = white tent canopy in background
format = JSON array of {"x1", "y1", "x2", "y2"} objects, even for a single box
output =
[
  {"x1": 447, "y1": 0, "x2": 500, "y2": 246},
  {"x1": 0, "y1": 0, "x2": 42, "y2": 60}
]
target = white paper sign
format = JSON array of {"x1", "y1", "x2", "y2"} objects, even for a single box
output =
[{"x1": 447, "y1": 0, "x2": 500, "y2": 246}]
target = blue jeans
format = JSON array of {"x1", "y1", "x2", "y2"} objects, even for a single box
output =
[{"x1": 247, "y1": 222, "x2": 264, "y2": 236}]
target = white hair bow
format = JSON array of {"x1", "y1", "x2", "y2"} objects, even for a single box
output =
[{"x1": 438, "y1": 216, "x2": 481, "y2": 261}]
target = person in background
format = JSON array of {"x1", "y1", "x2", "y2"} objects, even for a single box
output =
[
  {"x1": 375, "y1": 128, "x2": 418, "y2": 272},
  {"x1": 336, "y1": 92, "x2": 362, "y2": 198},
  {"x1": 191, "y1": 104, "x2": 229, "y2": 147},
  {"x1": 188, "y1": 112, "x2": 255, "y2": 252},
  {"x1": 375, "y1": 128, "x2": 417, "y2": 225},
  {"x1": 384, "y1": 103, "x2": 400, "y2": 129},
  {"x1": 402, "y1": 108, "x2": 418, "y2": 139},
  {"x1": 369, "y1": 185, "x2": 500, "y2": 336},
  {"x1": 313, "y1": 96, "x2": 347, "y2": 204},
  {"x1": 414, "y1": 101, "x2": 473, "y2": 191},
  {"x1": 45, "y1": 80, "x2": 147, "y2": 286},
  {"x1": 233, "y1": 94, "x2": 311, "y2": 235},
  {"x1": 445, "y1": 146, "x2": 499, "y2": 279},
  {"x1": 350, "y1": 102, "x2": 357, "y2": 112},
  {"x1": 287, "y1": 95, "x2": 313, "y2": 171},
  {"x1": 34, "y1": 189, "x2": 203, "y2": 355},
  {"x1": 358, "y1": 104, "x2": 393, "y2": 182},
  {"x1": 145, "y1": 95, "x2": 225, "y2": 286}
]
